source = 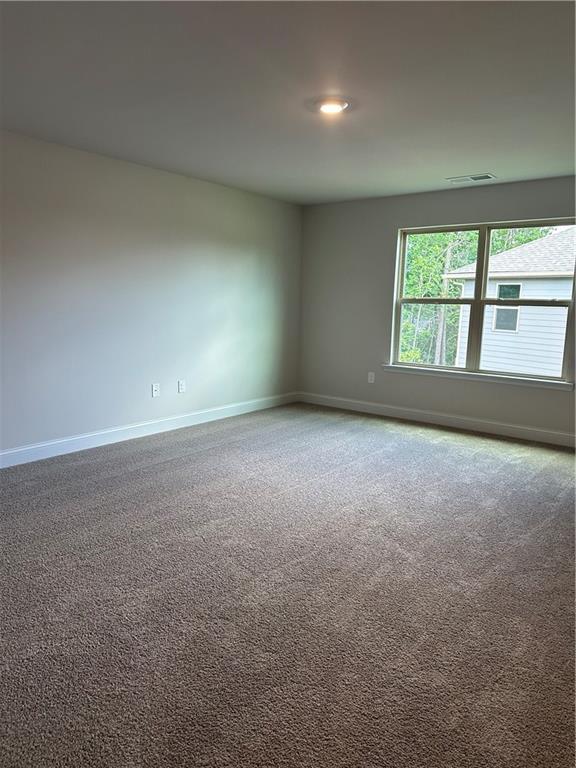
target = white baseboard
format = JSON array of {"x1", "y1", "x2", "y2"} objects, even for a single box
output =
[
  {"x1": 2, "y1": 389, "x2": 572, "y2": 468},
  {"x1": 0, "y1": 393, "x2": 298, "y2": 468},
  {"x1": 297, "y1": 392, "x2": 575, "y2": 448}
]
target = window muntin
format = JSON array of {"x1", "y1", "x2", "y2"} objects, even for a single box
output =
[{"x1": 393, "y1": 221, "x2": 575, "y2": 382}]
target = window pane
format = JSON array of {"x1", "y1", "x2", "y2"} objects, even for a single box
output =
[
  {"x1": 480, "y1": 305, "x2": 568, "y2": 378},
  {"x1": 493, "y1": 306, "x2": 519, "y2": 332},
  {"x1": 497, "y1": 284, "x2": 521, "y2": 299},
  {"x1": 398, "y1": 303, "x2": 470, "y2": 367},
  {"x1": 403, "y1": 230, "x2": 479, "y2": 298},
  {"x1": 486, "y1": 225, "x2": 575, "y2": 299}
]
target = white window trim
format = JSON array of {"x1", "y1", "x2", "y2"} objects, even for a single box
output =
[
  {"x1": 381, "y1": 363, "x2": 574, "y2": 391},
  {"x1": 390, "y1": 217, "x2": 575, "y2": 385},
  {"x1": 492, "y1": 282, "x2": 521, "y2": 333}
]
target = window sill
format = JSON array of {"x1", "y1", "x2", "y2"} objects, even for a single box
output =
[{"x1": 381, "y1": 364, "x2": 574, "y2": 391}]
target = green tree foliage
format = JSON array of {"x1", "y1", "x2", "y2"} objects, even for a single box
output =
[
  {"x1": 403, "y1": 230, "x2": 478, "y2": 299},
  {"x1": 490, "y1": 227, "x2": 552, "y2": 257},
  {"x1": 399, "y1": 226, "x2": 553, "y2": 365}
]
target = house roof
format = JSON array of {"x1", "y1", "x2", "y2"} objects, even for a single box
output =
[{"x1": 445, "y1": 226, "x2": 575, "y2": 279}]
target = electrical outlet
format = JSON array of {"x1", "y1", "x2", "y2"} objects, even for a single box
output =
[
  {"x1": 177, "y1": 379, "x2": 186, "y2": 394},
  {"x1": 367, "y1": 371, "x2": 375, "y2": 384},
  {"x1": 151, "y1": 383, "x2": 160, "y2": 398}
]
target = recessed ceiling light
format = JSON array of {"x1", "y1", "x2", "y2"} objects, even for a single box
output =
[
  {"x1": 318, "y1": 98, "x2": 349, "y2": 114},
  {"x1": 308, "y1": 97, "x2": 352, "y2": 115}
]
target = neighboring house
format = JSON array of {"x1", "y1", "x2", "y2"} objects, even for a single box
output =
[{"x1": 445, "y1": 227, "x2": 575, "y2": 377}]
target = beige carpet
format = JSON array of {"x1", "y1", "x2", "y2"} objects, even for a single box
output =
[{"x1": 1, "y1": 404, "x2": 574, "y2": 768}]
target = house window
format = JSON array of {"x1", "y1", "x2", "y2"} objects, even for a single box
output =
[
  {"x1": 392, "y1": 221, "x2": 575, "y2": 381},
  {"x1": 493, "y1": 284, "x2": 521, "y2": 332}
]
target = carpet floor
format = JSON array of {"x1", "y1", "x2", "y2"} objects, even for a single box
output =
[{"x1": 1, "y1": 404, "x2": 574, "y2": 768}]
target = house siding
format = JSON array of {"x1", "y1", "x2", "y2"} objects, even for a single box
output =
[{"x1": 455, "y1": 277, "x2": 571, "y2": 376}]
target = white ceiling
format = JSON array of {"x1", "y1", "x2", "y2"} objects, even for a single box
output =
[{"x1": 1, "y1": 2, "x2": 574, "y2": 204}]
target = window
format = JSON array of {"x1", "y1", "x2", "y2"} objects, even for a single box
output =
[
  {"x1": 493, "y1": 284, "x2": 520, "y2": 332},
  {"x1": 392, "y1": 221, "x2": 575, "y2": 382}
]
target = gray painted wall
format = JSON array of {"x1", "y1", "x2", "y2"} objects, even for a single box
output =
[
  {"x1": 1, "y1": 133, "x2": 574, "y2": 456},
  {"x1": 1, "y1": 133, "x2": 301, "y2": 450},
  {"x1": 300, "y1": 178, "x2": 575, "y2": 435}
]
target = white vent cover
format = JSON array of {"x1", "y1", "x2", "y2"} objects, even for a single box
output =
[{"x1": 446, "y1": 173, "x2": 497, "y2": 184}]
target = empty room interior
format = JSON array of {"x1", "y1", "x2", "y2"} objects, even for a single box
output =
[{"x1": 1, "y1": 2, "x2": 575, "y2": 767}]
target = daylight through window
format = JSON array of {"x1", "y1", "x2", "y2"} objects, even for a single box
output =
[{"x1": 392, "y1": 221, "x2": 575, "y2": 381}]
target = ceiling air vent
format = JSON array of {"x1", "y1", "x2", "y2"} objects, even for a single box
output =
[{"x1": 446, "y1": 173, "x2": 497, "y2": 184}]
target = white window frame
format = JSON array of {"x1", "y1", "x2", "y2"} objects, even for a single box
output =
[
  {"x1": 492, "y1": 283, "x2": 521, "y2": 333},
  {"x1": 389, "y1": 218, "x2": 575, "y2": 385}
]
